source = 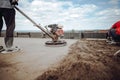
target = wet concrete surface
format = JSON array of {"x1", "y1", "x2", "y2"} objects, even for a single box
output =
[{"x1": 0, "y1": 38, "x2": 77, "y2": 80}]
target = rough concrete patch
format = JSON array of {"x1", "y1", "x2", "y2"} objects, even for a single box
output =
[{"x1": 36, "y1": 39, "x2": 120, "y2": 80}]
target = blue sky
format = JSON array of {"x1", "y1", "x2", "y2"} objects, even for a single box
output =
[{"x1": 3, "y1": 0, "x2": 120, "y2": 31}]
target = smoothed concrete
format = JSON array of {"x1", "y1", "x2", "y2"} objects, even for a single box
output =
[{"x1": 0, "y1": 38, "x2": 77, "y2": 80}]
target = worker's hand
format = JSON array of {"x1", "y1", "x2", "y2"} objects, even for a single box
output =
[{"x1": 11, "y1": 0, "x2": 18, "y2": 5}]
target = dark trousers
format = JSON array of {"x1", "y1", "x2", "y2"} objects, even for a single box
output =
[
  {"x1": 109, "y1": 29, "x2": 120, "y2": 42},
  {"x1": 0, "y1": 8, "x2": 16, "y2": 48}
]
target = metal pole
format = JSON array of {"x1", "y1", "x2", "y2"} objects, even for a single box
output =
[{"x1": 14, "y1": 6, "x2": 54, "y2": 40}]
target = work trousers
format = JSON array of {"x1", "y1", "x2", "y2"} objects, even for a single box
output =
[
  {"x1": 0, "y1": 8, "x2": 16, "y2": 48},
  {"x1": 109, "y1": 29, "x2": 120, "y2": 42}
]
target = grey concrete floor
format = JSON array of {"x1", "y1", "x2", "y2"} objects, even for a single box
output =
[{"x1": 0, "y1": 38, "x2": 77, "y2": 80}]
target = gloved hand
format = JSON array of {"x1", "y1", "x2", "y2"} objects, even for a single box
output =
[{"x1": 11, "y1": 0, "x2": 18, "y2": 5}]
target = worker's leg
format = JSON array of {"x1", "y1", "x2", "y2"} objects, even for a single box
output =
[
  {"x1": 3, "y1": 8, "x2": 15, "y2": 48},
  {"x1": 109, "y1": 29, "x2": 118, "y2": 42},
  {"x1": 0, "y1": 9, "x2": 4, "y2": 52},
  {"x1": 115, "y1": 35, "x2": 120, "y2": 42},
  {"x1": 0, "y1": 10, "x2": 3, "y2": 37},
  {"x1": 106, "y1": 30, "x2": 113, "y2": 42},
  {"x1": 0, "y1": 46, "x2": 4, "y2": 52}
]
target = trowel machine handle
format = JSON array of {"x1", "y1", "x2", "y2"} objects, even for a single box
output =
[{"x1": 14, "y1": 6, "x2": 55, "y2": 40}]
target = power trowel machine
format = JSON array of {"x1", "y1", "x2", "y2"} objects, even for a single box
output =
[{"x1": 14, "y1": 6, "x2": 67, "y2": 46}]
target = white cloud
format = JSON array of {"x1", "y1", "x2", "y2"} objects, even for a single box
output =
[
  {"x1": 11, "y1": 0, "x2": 120, "y2": 31},
  {"x1": 96, "y1": 9, "x2": 120, "y2": 16},
  {"x1": 109, "y1": 0, "x2": 119, "y2": 5},
  {"x1": 95, "y1": 8, "x2": 120, "y2": 21}
]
